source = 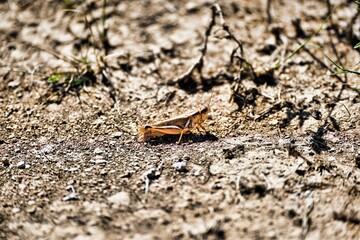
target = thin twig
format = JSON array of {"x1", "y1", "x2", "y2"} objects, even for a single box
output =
[
  {"x1": 301, "y1": 194, "x2": 314, "y2": 240},
  {"x1": 216, "y1": 4, "x2": 256, "y2": 75},
  {"x1": 214, "y1": 3, "x2": 257, "y2": 92},
  {"x1": 346, "y1": 9, "x2": 360, "y2": 44},
  {"x1": 173, "y1": 4, "x2": 217, "y2": 84},
  {"x1": 278, "y1": 37, "x2": 288, "y2": 74},
  {"x1": 298, "y1": 42, "x2": 346, "y2": 83},
  {"x1": 174, "y1": 3, "x2": 256, "y2": 87},
  {"x1": 266, "y1": 0, "x2": 272, "y2": 23}
]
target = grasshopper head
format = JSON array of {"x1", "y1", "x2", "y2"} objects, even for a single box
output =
[
  {"x1": 201, "y1": 94, "x2": 219, "y2": 122},
  {"x1": 199, "y1": 105, "x2": 209, "y2": 121}
]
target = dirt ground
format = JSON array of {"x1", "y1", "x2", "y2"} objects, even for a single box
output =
[{"x1": 0, "y1": 0, "x2": 360, "y2": 239}]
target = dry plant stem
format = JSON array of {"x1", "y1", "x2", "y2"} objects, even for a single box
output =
[
  {"x1": 211, "y1": 4, "x2": 257, "y2": 96},
  {"x1": 326, "y1": 0, "x2": 332, "y2": 17},
  {"x1": 214, "y1": 4, "x2": 244, "y2": 95},
  {"x1": 327, "y1": 32, "x2": 349, "y2": 83},
  {"x1": 144, "y1": 175, "x2": 151, "y2": 194},
  {"x1": 83, "y1": 9, "x2": 100, "y2": 50},
  {"x1": 99, "y1": 0, "x2": 111, "y2": 55},
  {"x1": 325, "y1": 0, "x2": 349, "y2": 78},
  {"x1": 301, "y1": 195, "x2": 314, "y2": 240},
  {"x1": 278, "y1": 37, "x2": 288, "y2": 74},
  {"x1": 144, "y1": 161, "x2": 163, "y2": 194},
  {"x1": 174, "y1": 3, "x2": 255, "y2": 87},
  {"x1": 25, "y1": 64, "x2": 41, "y2": 97},
  {"x1": 218, "y1": 6, "x2": 255, "y2": 70},
  {"x1": 325, "y1": 0, "x2": 337, "y2": 33},
  {"x1": 346, "y1": 9, "x2": 360, "y2": 43},
  {"x1": 173, "y1": 5, "x2": 216, "y2": 83},
  {"x1": 305, "y1": 47, "x2": 359, "y2": 91},
  {"x1": 75, "y1": 91, "x2": 85, "y2": 120},
  {"x1": 32, "y1": 44, "x2": 79, "y2": 67},
  {"x1": 266, "y1": 0, "x2": 272, "y2": 23},
  {"x1": 298, "y1": 42, "x2": 345, "y2": 83}
]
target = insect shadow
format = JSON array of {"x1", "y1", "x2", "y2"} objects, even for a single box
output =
[{"x1": 146, "y1": 132, "x2": 218, "y2": 146}]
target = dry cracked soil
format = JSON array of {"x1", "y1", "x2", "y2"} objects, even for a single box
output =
[{"x1": 0, "y1": 0, "x2": 360, "y2": 239}]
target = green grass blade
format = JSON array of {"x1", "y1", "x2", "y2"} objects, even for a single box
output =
[
  {"x1": 325, "y1": 55, "x2": 360, "y2": 75},
  {"x1": 285, "y1": 14, "x2": 331, "y2": 61}
]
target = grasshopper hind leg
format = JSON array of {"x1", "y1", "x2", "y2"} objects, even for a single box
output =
[{"x1": 177, "y1": 129, "x2": 189, "y2": 144}]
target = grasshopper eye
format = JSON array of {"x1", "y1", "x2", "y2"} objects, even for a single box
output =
[{"x1": 144, "y1": 125, "x2": 152, "y2": 130}]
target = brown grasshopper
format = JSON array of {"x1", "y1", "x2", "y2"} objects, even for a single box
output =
[{"x1": 138, "y1": 102, "x2": 212, "y2": 144}]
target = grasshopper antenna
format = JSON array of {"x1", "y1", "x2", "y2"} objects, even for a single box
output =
[{"x1": 207, "y1": 93, "x2": 219, "y2": 110}]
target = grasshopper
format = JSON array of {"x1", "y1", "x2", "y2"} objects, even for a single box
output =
[{"x1": 138, "y1": 102, "x2": 211, "y2": 144}]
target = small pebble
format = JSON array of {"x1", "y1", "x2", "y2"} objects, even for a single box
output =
[
  {"x1": 84, "y1": 167, "x2": 93, "y2": 172},
  {"x1": 8, "y1": 81, "x2": 20, "y2": 88},
  {"x1": 63, "y1": 185, "x2": 79, "y2": 201},
  {"x1": 269, "y1": 119, "x2": 278, "y2": 126},
  {"x1": 63, "y1": 192, "x2": 78, "y2": 201},
  {"x1": 12, "y1": 207, "x2": 20, "y2": 214},
  {"x1": 173, "y1": 160, "x2": 187, "y2": 172},
  {"x1": 111, "y1": 131, "x2": 123, "y2": 139},
  {"x1": 94, "y1": 147, "x2": 103, "y2": 155},
  {"x1": 185, "y1": 2, "x2": 198, "y2": 13},
  {"x1": 26, "y1": 206, "x2": 36, "y2": 213},
  {"x1": 17, "y1": 160, "x2": 26, "y2": 169}
]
